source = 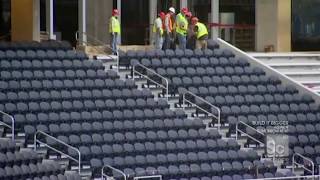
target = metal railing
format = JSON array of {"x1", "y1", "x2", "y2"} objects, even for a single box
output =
[
  {"x1": 292, "y1": 153, "x2": 314, "y2": 176},
  {"x1": 247, "y1": 174, "x2": 320, "y2": 180},
  {"x1": 101, "y1": 164, "x2": 127, "y2": 180},
  {"x1": 132, "y1": 63, "x2": 169, "y2": 101},
  {"x1": 75, "y1": 31, "x2": 119, "y2": 72},
  {"x1": 134, "y1": 175, "x2": 162, "y2": 180},
  {"x1": 34, "y1": 130, "x2": 81, "y2": 174},
  {"x1": 181, "y1": 90, "x2": 221, "y2": 132},
  {"x1": 0, "y1": 111, "x2": 15, "y2": 141},
  {"x1": 236, "y1": 121, "x2": 265, "y2": 146}
]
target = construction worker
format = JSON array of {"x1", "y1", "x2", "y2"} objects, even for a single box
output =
[
  {"x1": 191, "y1": 17, "x2": 209, "y2": 50},
  {"x1": 185, "y1": 12, "x2": 196, "y2": 50},
  {"x1": 176, "y1": 7, "x2": 189, "y2": 50},
  {"x1": 109, "y1": 9, "x2": 121, "y2": 55},
  {"x1": 163, "y1": 7, "x2": 175, "y2": 50},
  {"x1": 153, "y1": 12, "x2": 165, "y2": 50}
]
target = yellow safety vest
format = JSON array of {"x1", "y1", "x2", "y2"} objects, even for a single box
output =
[
  {"x1": 195, "y1": 22, "x2": 208, "y2": 39},
  {"x1": 109, "y1": 16, "x2": 120, "y2": 33},
  {"x1": 176, "y1": 13, "x2": 188, "y2": 35},
  {"x1": 152, "y1": 17, "x2": 163, "y2": 36}
]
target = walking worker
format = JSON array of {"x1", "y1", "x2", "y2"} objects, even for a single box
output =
[
  {"x1": 153, "y1": 12, "x2": 165, "y2": 50},
  {"x1": 176, "y1": 7, "x2": 189, "y2": 50},
  {"x1": 109, "y1": 9, "x2": 121, "y2": 55},
  {"x1": 191, "y1": 17, "x2": 209, "y2": 50},
  {"x1": 163, "y1": 7, "x2": 175, "y2": 50}
]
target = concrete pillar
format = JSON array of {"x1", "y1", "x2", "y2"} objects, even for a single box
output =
[
  {"x1": 86, "y1": 0, "x2": 113, "y2": 45},
  {"x1": 180, "y1": 0, "x2": 187, "y2": 9},
  {"x1": 149, "y1": 0, "x2": 157, "y2": 45},
  {"x1": 78, "y1": 0, "x2": 87, "y2": 45},
  {"x1": 211, "y1": 0, "x2": 219, "y2": 39},
  {"x1": 46, "y1": 0, "x2": 55, "y2": 40},
  {"x1": 117, "y1": 0, "x2": 121, "y2": 44},
  {"x1": 256, "y1": 0, "x2": 291, "y2": 52},
  {"x1": 11, "y1": 0, "x2": 40, "y2": 41}
]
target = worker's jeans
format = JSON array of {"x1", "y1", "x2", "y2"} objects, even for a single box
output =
[
  {"x1": 110, "y1": 33, "x2": 118, "y2": 55},
  {"x1": 154, "y1": 34, "x2": 163, "y2": 50},
  {"x1": 177, "y1": 33, "x2": 187, "y2": 50},
  {"x1": 163, "y1": 32, "x2": 172, "y2": 50}
]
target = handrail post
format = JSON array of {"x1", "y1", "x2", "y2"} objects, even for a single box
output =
[
  {"x1": 292, "y1": 153, "x2": 315, "y2": 176},
  {"x1": 132, "y1": 63, "x2": 169, "y2": 101},
  {"x1": 0, "y1": 111, "x2": 15, "y2": 141},
  {"x1": 182, "y1": 92, "x2": 186, "y2": 110},
  {"x1": 235, "y1": 123, "x2": 238, "y2": 140},
  {"x1": 101, "y1": 165, "x2": 127, "y2": 180}
]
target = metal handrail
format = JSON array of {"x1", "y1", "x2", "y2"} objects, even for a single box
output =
[
  {"x1": 247, "y1": 174, "x2": 320, "y2": 180},
  {"x1": 133, "y1": 63, "x2": 169, "y2": 101},
  {"x1": 0, "y1": 111, "x2": 15, "y2": 141},
  {"x1": 292, "y1": 153, "x2": 314, "y2": 176},
  {"x1": 75, "y1": 31, "x2": 119, "y2": 72},
  {"x1": 134, "y1": 175, "x2": 162, "y2": 180},
  {"x1": 101, "y1": 164, "x2": 127, "y2": 180},
  {"x1": 236, "y1": 121, "x2": 265, "y2": 145},
  {"x1": 182, "y1": 90, "x2": 221, "y2": 131},
  {"x1": 34, "y1": 130, "x2": 81, "y2": 174}
]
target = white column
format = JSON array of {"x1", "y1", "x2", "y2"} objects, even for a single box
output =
[
  {"x1": 149, "y1": 0, "x2": 157, "y2": 45},
  {"x1": 180, "y1": 0, "x2": 187, "y2": 9},
  {"x1": 117, "y1": 0, "x2": 121, "y2": 44},
  {"x1": 211, "y1": 0, "x2": 219, "y2": 39},
  {"x1": 46, "y1": 0, "x2": 54, "y2": 40},
  {"x1": 78, "y1": 0, "x2": 87, "y2": 45},
  {"x1": 33, "y1": 0, "x2": 40, "y2": 41}
]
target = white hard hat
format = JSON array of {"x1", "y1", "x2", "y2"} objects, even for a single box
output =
[{"x1": 169, "y1": 7, "x2": 175, "y2": 13}]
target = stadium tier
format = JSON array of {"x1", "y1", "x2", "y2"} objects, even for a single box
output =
[{"x1": 0, "y1": 41, "x2": 319, "y2": 179}]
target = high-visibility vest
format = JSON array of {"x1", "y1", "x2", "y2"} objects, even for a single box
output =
[
  {"x1": 165, "y1": 14, "x2": 173, "y2": 32},
  {"x1": 109, "y1": 16, "x2": 120, "y2": 33},
  {"x1": 152, "y1": 17, "x2": 163, "y2": 36},
  {"x1": 195, "y1": 22, "x2": 208, "y2": 39},
  {"x1": 176, "y1": 13, "x2": 188, "y2": 35}
]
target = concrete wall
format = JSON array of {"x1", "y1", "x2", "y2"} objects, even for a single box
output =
[
  {"x1": 86, "y1": 0, "x2": 113, "y2": 45},
  {"x1": 256, "y1": 0, "x2": 291, "y2": 52},
  {"x1": 11, "y1": 0, "x2": 40, "y2": 41}
]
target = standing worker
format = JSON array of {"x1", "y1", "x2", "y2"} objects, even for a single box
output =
[
  {"x1": 153, "y1": 12, "x2": 165, "y2": 50},
  {"x1": 176, "y1": 7, "x2": 189, "y2": 50},
  {"x1": 185, "y1": 12, "x2": 196, "y2": 50},
  {"x1": 191, "y1": 17, "x2": 209, "y2": 50},
  {"x1": 109, "y1": 9, "x2": 121, "y2": 55},
  {"x1": 163, "y1": 7, "x2": 175, "y2": 50}
]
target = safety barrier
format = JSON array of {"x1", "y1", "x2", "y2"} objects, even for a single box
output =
[
  {"x1": 133, "y1": 63, "x2": 169, "y2": 101},
  {"x1": 34, "y1": 130, "x2": 81, "y2": 174},
  {"x1": 181, "y1": 90, "x2": 221, "y2": 132},
  {"x1": 247, "y1": 174, "x2": 320, "y2": 180},
  {"x1": 134, "y1": 175, "x2": 162, "y2": 180},
  {"x1": 101, "y1": 164, "x2": 127, "y2": 180},
  {"x1": 236, "y1": 121, "x2": 265, "y2": 146},
  {"x1": 75, "y1": 31, "x2": 119, "y2": 72},
  {"x1": 0, "y1": 111, "x2": 15, "y2": 141},
  {"x1": 292, "y1": 153, "x2": 314, "y2": 176}
]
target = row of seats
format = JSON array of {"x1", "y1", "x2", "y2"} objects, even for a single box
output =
[
  {"x1": 2, "y1": 98, "x2": 169, "y2": 113},
  {"x1": 26, "y1": 173, "x2": 81, "y2": 180},
  {"x1": 0, "y1": 89, "x2": 154, "y2": 103},
  {"x1": 0, "y1": 78, "x2": 137, "y2": 91},
  {"x1": 0, "y1": 59, "x2": 103, "y2": 70},
  {"x1": 1, "y1": 69, "x2": 116, "y2": 80},
  {"x1": 0, "y1": 149, "x2": 42, "y2": 168},
  {"x1": 0, "y1": 50, "x2": 87, "y2": 60},
  {"x1": 0, "y1": 41, "x2": 72, "y2": 50},
  {"x1": 132, "y1": 57, "x2": 250, "y2": 69},
  {"x1": 94, "y1": 160, "x2": 275, "y2": 179}
]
